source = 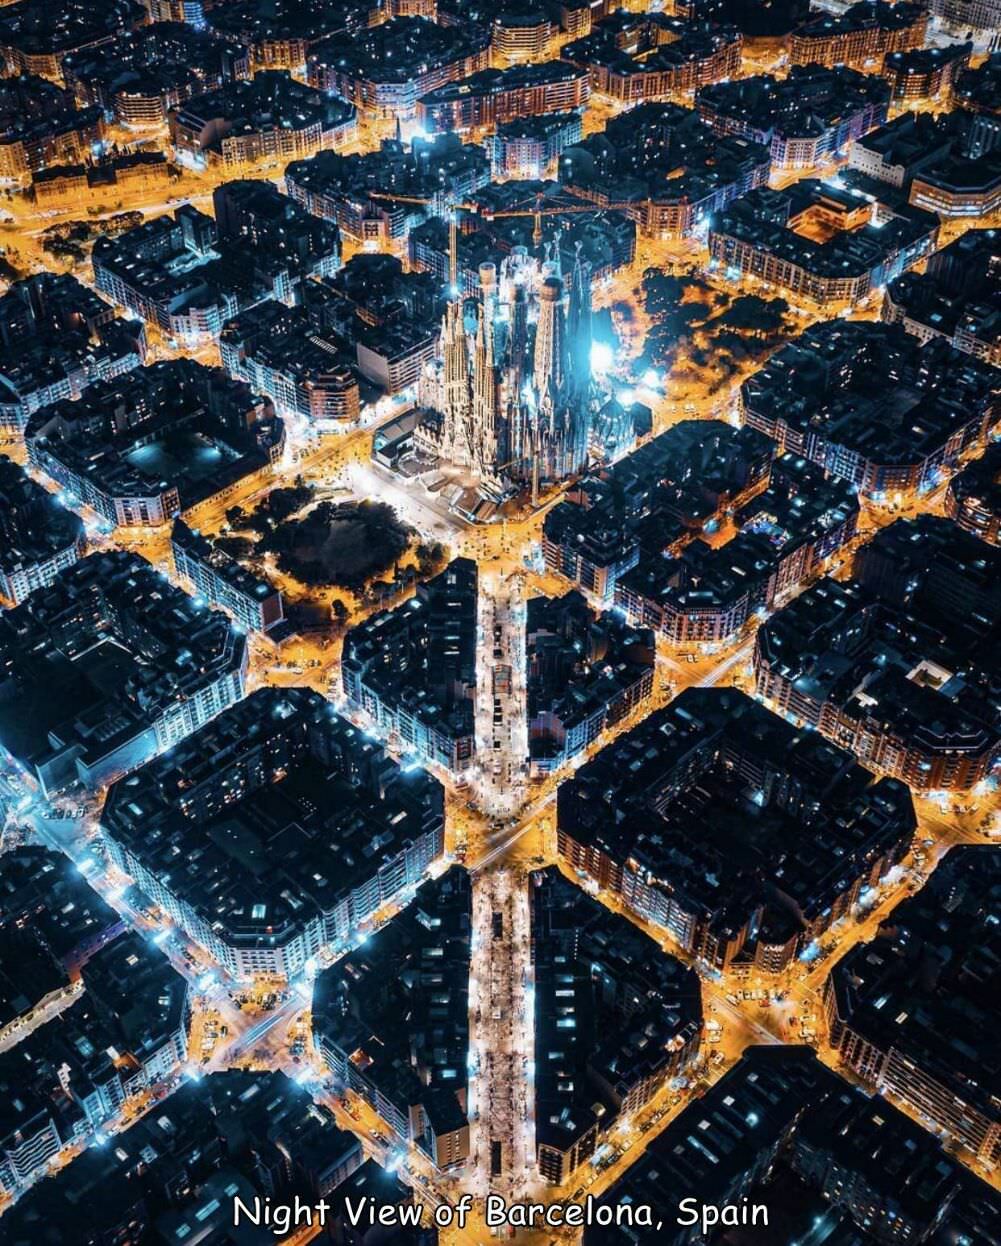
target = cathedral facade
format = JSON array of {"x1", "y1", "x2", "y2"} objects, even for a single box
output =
[{"x1": 414, "y1": 246, "x2": 595, "y2": 499}]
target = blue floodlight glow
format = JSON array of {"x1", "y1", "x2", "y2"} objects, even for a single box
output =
[{"x1": 590, "y1": 341, "x2": 614, "y2": 374}]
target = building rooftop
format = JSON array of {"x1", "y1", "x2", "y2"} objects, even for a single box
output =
[
  {"x1": 320, "y1": 1158, "x2": 425, "y2": 1244},
  {"x1": 171, "y1": 518, "x2": 277, "y2": 607},
  {"x1": 0, "y1": 0, "x2": 143, "y2": 61},
  {"x1": 791, "y1": 0, "x2": 925, "y2": 46},
  {"x1": 563, "y1": 17, "x2": 739, "y2": 85},
  {"x1": 79, "y1": 929, "x2": 190, "y2": 1066},
  {"x1": 698, "y1": 64, "x2": 890, "y2": 142},
  {"x1": 762, "y1": 574, "x2": 999, "y2": 764},
  {"x1": 307, "y1": 17, "x2": 490, "y2": 87},
  {"x1": 558, "y1": 686, "x2": 915, "y2": 955},
  {"x1": 0, "y1": 930, "x2": 186, "y2": 1166},
  {"x1": 851, "y1": 108, "x2": 1001, "y2": 199},
  {"x1": 312, "y1": 866, "x2": 470, "y2": 1159},
  {"x1": 855, "y1": 512, "x2": 1001, "y2": 630},
  {"x1": 711, "y1": 178, "x2": 937, "y2": 281},
  {"x1": 585, "y1": 1046, "x2": 839, "y2": 1245},
  {"x1": 544, "y1": 419, "x2": 773, "y2": 581},
  {"x1": 526, "y1": 590, "x2": 654, "y2": 762},
  {"x1": 829, "y1": 846, "x2": 1001, "y2": 1143},
  {"x1": 2, "y1": 1070, "x2": 369, "y2": 1246},
  {"x1": 0, "y1": 74, "x2": 103, "y2": 159},
  {"x1": 170, "y1": 69, "x2": 355, "y2": 154},
  {"x1": 950, "y1": 439, "x2": 1001, "y2": 537},
  {"x1": 219, "y1": 292, "x2": 356, "y2": 392},
  {"x1": 0, "y1": 272, "x2": 144, "y2": 431},
  {"x1": 883, "y1": 41, "x2": 971, "y2": 82},
  {"x1": 618, "y1": 450, "x2": 860, "y2": 626},
  {"x1": 532, "y1": 867, "x2": 702, "y2": 1156},
  {"x1": 885, "y1": 226, "x2": 1000, "y2": 348},
  {"x1": 561, "y1": 99, "x2": 770, "y2": 213},
  {"x1": 953, "y1": 51, "x2": 1001, "y2": 118},
  {"x1": 492, "y1": 111, "x2": 581, "y2": 144},
  {"x1": 0, "y1": 845, "x2": 121, "y2": 1029},
  {"x1": 740, "y1": 318, "x2": 999, "y2": 484},
  {"x1": 419, "y1": 59, "x2": 586, "y2": 108},
  {"x1": 100, "y1": 687, "x2": 444, "y2": 953},
  {"x1": 757, "y1": 515, "x2": 1001, "y2": 780},
  {"x1": 0, "y1": 550, "x2": 245, "y2": 792},
  {"x1": 93, "y1": 185, "x2": 339, "y2": 335},
  {"x1": 584, "y1": 1044, "x2": 999, "y2": 1246},
  {"x1": 205, "y1": 0, "x2": 369, "y2": 45},
  {"x1": 853, "y1": 109, "x2": 961, "y2": 174},
  {"x1": 0, "y1": 455, "x2": 84, "y2": 583},
  {"x1": 62, "y1": 19, "x2": 246, "y2": 102},
  {"x1": 25, "y1": 358, "x2": 283, "y2": 512},
  {"x1": 286, "y1": 134, "x2": 490, "y2": 233},
  {"x1": 342, "y1": 558, "x2": 478, "y2": 749}
]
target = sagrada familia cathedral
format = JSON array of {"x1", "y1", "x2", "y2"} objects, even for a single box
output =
[{"x1": 414, "y1": 246, "x2": 596, "y2": 501}]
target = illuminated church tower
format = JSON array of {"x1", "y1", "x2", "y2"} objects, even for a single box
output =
[
  {"x1": 437, "y1": 298, "x2": 477, "y2": 469},
  {"x1": 471, "y1": 302, "x2": 499, "y2": 480},
  {"x1": 533, "y1": 271, "x2": 568, "y2": 403},
  {"x1": 418, "y1": 246, "x2": 595, "y2": 498}
]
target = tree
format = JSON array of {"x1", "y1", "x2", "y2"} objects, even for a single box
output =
[{"x1": 716, "y1": 294, "x2": 790, "y2": 337}]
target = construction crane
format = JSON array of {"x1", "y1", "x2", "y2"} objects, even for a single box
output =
[
  {"x1": 366, "y1": 190, "x2": 474, "y2": 291},
  {"x1": 366, "y1": 189, "x2": 637, "y2": 290},
  {"x1": 485, "y1": 196, "x2": 634, "y2": 249}
]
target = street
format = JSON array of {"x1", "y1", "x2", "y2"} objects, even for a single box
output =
[{"x1": 2, "y1": 24, "x2": 999, "y2": 1237}]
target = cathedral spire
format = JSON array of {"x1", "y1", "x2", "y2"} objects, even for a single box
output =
[
  {"x1": 533, "y1": 274, "x2": 568, "y2": 402},
  {"x1": 439, "y1": 300, "x2": 475, "y2": 467},
  {"x1": 472, "y1": 302, "x2": 499, "y2": 477}
]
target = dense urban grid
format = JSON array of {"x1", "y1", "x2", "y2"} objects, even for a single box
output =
[{"x1": 0, "y1": 0, "x2": 999, "y2": 1244}]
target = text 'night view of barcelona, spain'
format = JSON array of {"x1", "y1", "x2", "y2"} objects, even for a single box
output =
[{"x1": 0, "y1": 0, "x2": 1001, "y2": 1242}]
